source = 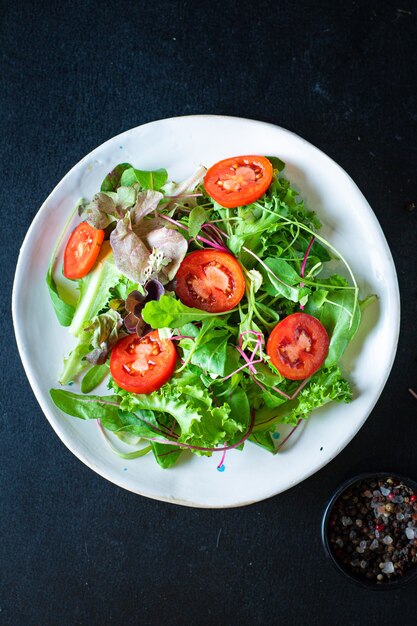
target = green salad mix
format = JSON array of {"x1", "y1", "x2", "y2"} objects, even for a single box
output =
[{"x1": 48, "y1": 156, "x2": 372, "y2": 468}]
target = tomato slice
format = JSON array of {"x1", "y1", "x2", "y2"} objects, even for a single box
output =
[
  {"x1": 266, "y1": 313, "x2": 329, "y2": 381},
  {"x1": 204, "y1": 155, "x2": 273, "y2": 208},
  {"x1": 175, "y1": 249, "x2": 246, "y2": 313},
  {"x1": 63, "y1": 222, "x2": 105, "y2": 280},
  {"x1": 110, "y1": 330, "x2": 177, "y2": 394}
]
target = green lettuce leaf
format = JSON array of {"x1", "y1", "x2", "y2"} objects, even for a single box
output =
[
  {"x1": 253, "y1": 366, "x2": 352, "y2": 429},
  {"x1": 68, "y1": 246, "x2": 121, "y2": 336}
]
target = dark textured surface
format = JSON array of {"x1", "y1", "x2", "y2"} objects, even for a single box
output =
[{"x1": 2, "y1": 1, "x2": 417, "y2": 624}]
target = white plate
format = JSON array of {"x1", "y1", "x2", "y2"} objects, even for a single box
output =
[{"x1": 12, "y1": 115, "x2": 400, "y2": 508}]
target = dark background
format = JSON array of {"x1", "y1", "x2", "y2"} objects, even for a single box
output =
[{"x1": 2, "y1": 1, "x2": 417, "y2": 624}]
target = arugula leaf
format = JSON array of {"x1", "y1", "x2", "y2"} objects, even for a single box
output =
[
  {"x1": 101, "y1": 409, "x2": 164, "y2": 439},
  {"x1": 150, "y1": 442, "x2": 182, "y2": 468},
  {"x1": 120, "y1": 167, "x2": 168, "y2": 191},
  {"x1": 249, "y1": 430, "x2": 275, "y2": 452},
  {"x1": 192, "y1": 334, "x2": 229, "y2": 376},
  {"x1": 188, "y1": 206, "x2": 207, "y2": 238},
  {"x1": 50, "y1": 389, "x2": 121, "y2": 420},
  {"x1": 266, "y1": 156, "x2": 285, "y2": 172},
  {"x1": 100, "y1": 163, "x2": 133, "y2": 192},
  {"x1": 81, "y1": 363, "x2": 109, "y2": 393},
  {"x1": 260, "y1": 257, "x2": 307, "y2": 303},
  {"x1": 305, "y1": 278, "x2": 361, "y2": 367},
  {"x1": 142, "y1": 295, "x2": 230, "y2": 328}
]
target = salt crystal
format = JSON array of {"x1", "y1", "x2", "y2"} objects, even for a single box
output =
[
  {"x1": 336, "y1": 538, "x2": 344, "y2": 547},
  {"x1": 342, "y1": 516, "x2": 353, "y2": 526},
  {"x1": 373, "y1": 490, "x2": 381, "y2": 497},
  {"x1": 355, "y1": 519, "x2": 363, "y2": 527},
  {"x1": 375, "y1": 530, "x2": 380, "y2": 538},
  {"x1": 356, "y1": 546, "x2": 365, "y2": 554},
  {"x1": 383, "y1": 535, "x2": 393, "y2": 545},
  {"x1": 406, "y1": 527, "x2": 415, "y2": 540},
  {"x1": 376, "y1": 505, "x2": 386, "y2": 516},
  {"x1": 393, "y1": 495, "x2": 404, "y2": 504},
  {"x1": 364, "y1": 490, "x2": 373, "y2": 498},
  {"x1": 396, "y1": 513, "x2": 405, "y2": 521},
  {"x1": 370, "y1": 539, "x2": 379, "y2": 550},
  {"x1": 382, "y1": 561, "x2": 395, "y2": 574},
  {"x1": 349, "y1": 530, "x2": 356, "y2": 540},
  {"x1": 380, "y1": 486, "x2": 391, "y2": 496},
  {"x1": 359, "y1": 540, "x2": 367, "y2": 549},
  {"x1": 360, "y1": 560, "x2": 367, "y2": 569}
]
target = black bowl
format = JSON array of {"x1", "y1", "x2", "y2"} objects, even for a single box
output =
[{"x1": 322, "y1": 472, "x2": 417, "y2": 590}]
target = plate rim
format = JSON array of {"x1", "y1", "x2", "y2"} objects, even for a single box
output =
[{"x1": 12, "y1": 114, "x2": 401, "y2": 508}]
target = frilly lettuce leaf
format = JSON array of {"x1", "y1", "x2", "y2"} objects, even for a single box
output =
[
  {"x1": 253, "y1": 366, "x2": 352, "y2": 430},
  {"x1": 80, "y1": 186, "x2": 136, "y2": 229},
  {"x1": 109, "y1": 190, "x2": 187, "y2": 284},
  {"x1": 144, "y1": 227, "x2": 188, "y2": 281},
  {"x1": 110, "y1": 213, "x2": 151, "y2": 283},
  {"x1": 131, "y1": 190, "x2": 164, "y2": 224},
  {"x1": 117, "y1": 373, "x2": 247, "y2": 452}
]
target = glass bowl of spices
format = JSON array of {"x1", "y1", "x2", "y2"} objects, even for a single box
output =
[{"x1": 322, "y1": 472, "x2": 417, "y2": 589}]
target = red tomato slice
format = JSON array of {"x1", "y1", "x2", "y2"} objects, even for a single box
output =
[
  {"x1": 110, "y1": 330, "x2": 177, "y2": 394},
  {"x1": 204, "y1": 155, "x2": 273, "y2": 208},
  {"x1": 175, "y1": 249, "x2": 246, "y2": 313},
  {"x1": 266, "y1": 313, "x2": 329, "y2": 380},
  {"x1": 63, "y1": 222, "x2": 105, "y2": 280}
]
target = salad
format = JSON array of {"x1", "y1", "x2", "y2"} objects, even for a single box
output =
[{"x1": 48, "y1": 155, "x2": 371, "y2": 469}]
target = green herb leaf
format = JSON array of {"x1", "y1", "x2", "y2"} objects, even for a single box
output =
[
  {"x1": 305, "y1": 278, "x2": 361, "y2": 367},
  {"x1": 100, "y1": 163, "x2": 133, "y2": 192},
  {"x1": 187, "y1": 331, "x2": 229, "y2": 376},
  {"x1": 261, "y1": 257, "x2": 304, "y2": 303},
  {"x1": 81, "y1": 363, "x2": 110, "y2": 393},
  {"x1": 188, "y1": 206, "x2": 207, "y2": 238},
  {"x1": 50, "y1": 389, "x2": 121, "y2": 420},
  {"x1": 249, "y1": 430, "x2": 275, "y2": 452},
  {"x1": 266, "y1": 156, "x2": 286, "y2": 172},
  {"x1": 150, "y1": 442, "x2": 182, "y2": 468},
  {"x1": 120, "y1": 167, "x2": 168, "y2": 191},
  {"x1": 142, "y1": 295, "x2": 228, "y2": 328}
]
